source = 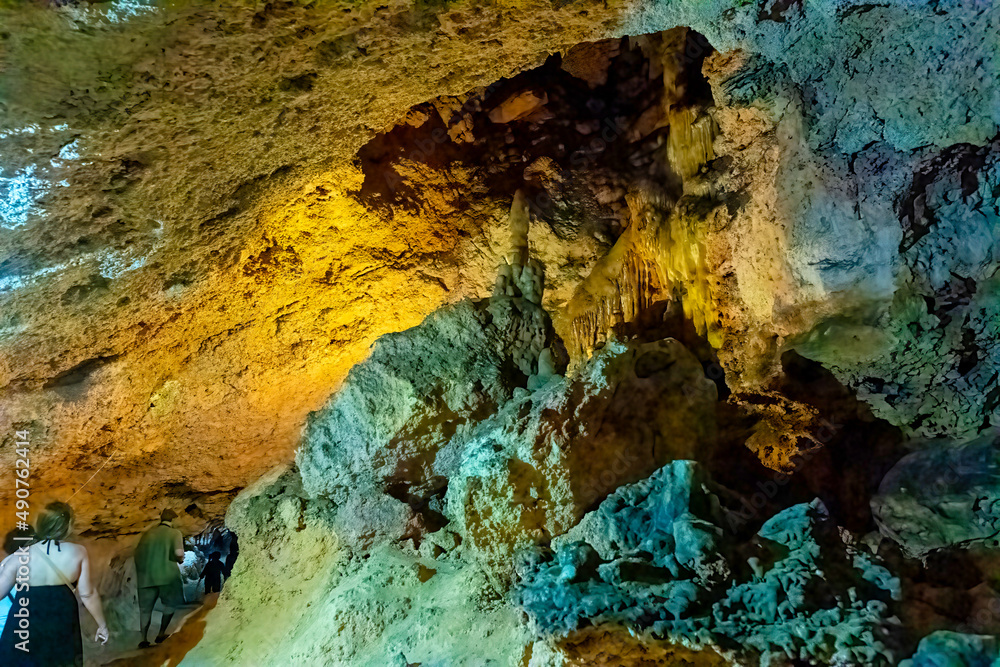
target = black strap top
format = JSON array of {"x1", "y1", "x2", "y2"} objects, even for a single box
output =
[{"x1": 37, "y1": 540, "x2": 78, "y2": 587}]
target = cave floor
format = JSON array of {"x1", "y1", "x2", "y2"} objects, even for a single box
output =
[{"x1": 91, "y1": 596, "x2": 216, "y2": 667}]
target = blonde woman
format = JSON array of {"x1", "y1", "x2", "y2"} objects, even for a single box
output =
[{"x1": 0, "y1": 501, "x2": 109, "y2": 666}]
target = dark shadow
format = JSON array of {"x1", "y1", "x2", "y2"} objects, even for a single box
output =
[{"x1": 707, "y1": 351, "x2": 908, "y2": 536}]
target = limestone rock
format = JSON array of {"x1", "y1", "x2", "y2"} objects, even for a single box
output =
[
  {"x1": 900, "y1": 631, "x2": 1000, "y2": 667},
  {"x1": 0, "y1": 0, "x2": 646, "y2": 541},
  {"x1": 186, "y1": 464, "x2": 533, "y2": 667},
  {"x1": 446, "y1": 338, "x2": 718, "y2": 564},
  {"x1": 872, "y1": 435, "x2": 1000, "y2": 558},
  {"x1": 489, "y1": 90, "x2": 549, "y2": 125},
  {"x1": 791, "y1": 141, "x2": 1000, "y2": 441},
  {"x1": 296, "y1": 293, "x2": 561, "y2": 543},
  {"x1": 520, "y1": 461, "x2": 903, "y2": 667},
  {"x1": 0, "y1": 0, "x2": 998, "y2": 663}
]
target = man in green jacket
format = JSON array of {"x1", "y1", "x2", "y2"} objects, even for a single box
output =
[{"x1": 135, "y1": 509, "x2": 186, "y2": 648}]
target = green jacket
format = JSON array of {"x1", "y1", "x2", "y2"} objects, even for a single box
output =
[{"x1": 135, "y1": 522, "x2": 183, "y2": 588}]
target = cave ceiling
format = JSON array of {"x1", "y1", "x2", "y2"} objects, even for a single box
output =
[{"x1": 0, "y1": 0, "x2": 997, "y2": 557}]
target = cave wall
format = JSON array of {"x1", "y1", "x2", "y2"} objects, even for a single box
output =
[
  {"x1": 0, "y1": 0, "x2": 650, "y2": 538},
  {"x1": 186, "y1": 290, "x2": 993, "y2": 665},
  {"x1": 0, "y1": 0, "x2": 998, "y2": 665},
  {"x1": 1, "y1": 0, "x2": 996, "y2": 540}
]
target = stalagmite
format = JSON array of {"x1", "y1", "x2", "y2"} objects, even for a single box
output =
[{"x1": 496, "y1": 189, "x2": 545, "y2": 307}]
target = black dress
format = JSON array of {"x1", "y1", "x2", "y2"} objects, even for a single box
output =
[{"x1": 0, "y1": 541, "x2": 84, "y2": 667}]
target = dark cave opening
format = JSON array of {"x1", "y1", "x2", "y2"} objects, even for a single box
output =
[
  {"x1": 346, "y1": 24, "x2": 938, "y2": 570},
  {"x1": 707, "y1": 350, "x2": 909, "y2": 538},
  {"x1": 352, "y1": 28, "x2": 715, "y2": 238}
]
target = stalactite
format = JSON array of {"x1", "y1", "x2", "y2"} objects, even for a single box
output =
[
  {"x1": 667, "y1": 107, "x2": 716, "y2": 183},
  {"x1": 564, "y1": 180, "x2": 723, "y2": 360},
  {"x1": 564, "y1": 204, "x2": 672, "y2": 359},
  {"x1": 560, "y1": 25, "x2": 722, "y2": 360}
]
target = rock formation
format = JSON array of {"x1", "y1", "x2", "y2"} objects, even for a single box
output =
[
  {"x1": 520, "y1": 463, "x2": 902, "y2": 666},
  {"x1": 0, "y1": 0, "x2": 998, "y2": 664},
  {"x1": 873, "y1": 435, "x2": 1000, "y2": 559}
]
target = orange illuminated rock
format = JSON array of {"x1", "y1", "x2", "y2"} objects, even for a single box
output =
[{"x1": 488, "y1": 90, "x2": 549, "y2": 124}]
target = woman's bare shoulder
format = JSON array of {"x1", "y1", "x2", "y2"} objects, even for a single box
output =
[
  {"x1": 33, "y1": 541, "x2": 88, "y2": 558},
  {"x1": 63, "y1": 541, "x2": 89, "y2": 557}
]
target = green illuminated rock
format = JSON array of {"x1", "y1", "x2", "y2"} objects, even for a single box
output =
[
  {"x1": 520, "y1": 462, "x2": 903, "y2": 666},
  {"x1": 872, "y1": 435, "x2": 1000, "y2": 558}
]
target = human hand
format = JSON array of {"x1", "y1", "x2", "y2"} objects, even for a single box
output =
[{"x1": 95, "y1": 625, "x2": 109, "y2": 645}]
